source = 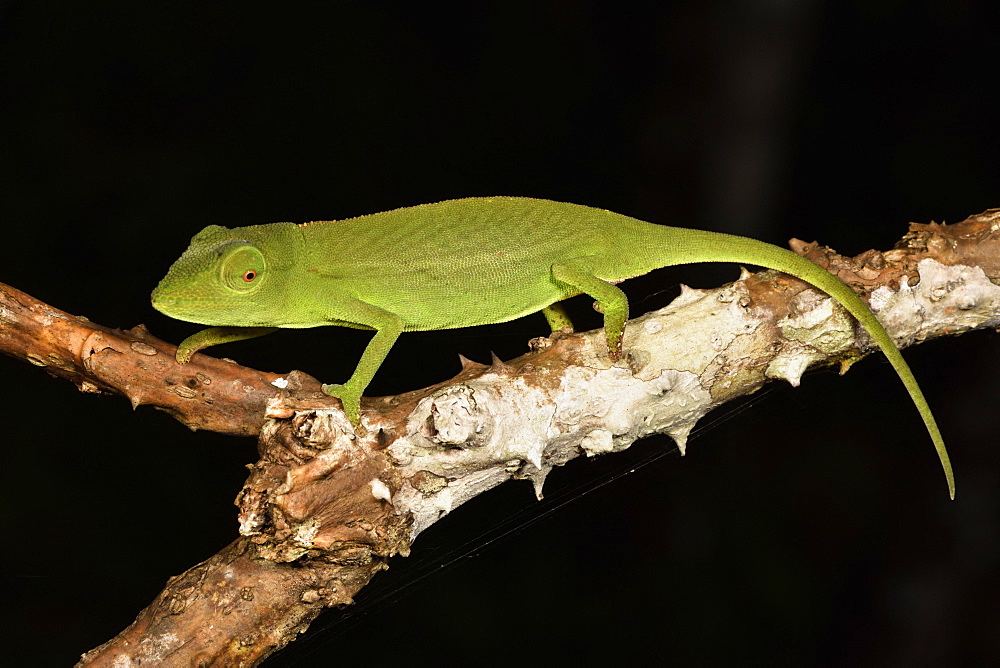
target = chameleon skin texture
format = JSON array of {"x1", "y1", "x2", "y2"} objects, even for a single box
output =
[{"x1": 151, "y1": 196, "x2": 954, "y2": 497}]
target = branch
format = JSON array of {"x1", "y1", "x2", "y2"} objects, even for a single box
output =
[
  {"x1": 0, "y1": 283, "x2": 323, "y2": 436},
  {"x1": 2, "y1": 211, "x2": 995, "y2": 665}
]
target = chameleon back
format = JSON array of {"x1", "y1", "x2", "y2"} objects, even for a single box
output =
[{"x1": 296, "y1": 196, "x2": 645, "y2": 331}]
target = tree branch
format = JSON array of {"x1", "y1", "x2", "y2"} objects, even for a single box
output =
[
  {"x1": 0, "y1": 283, "x2": 318, "y2": 436},
  {"x1": 2, "y1": 211, "x2": 996, "y2": 665}
]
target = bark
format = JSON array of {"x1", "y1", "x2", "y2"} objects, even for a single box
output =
[
  {"x1": 0, "y1": 283, "x2": 303, "y2": 436},
  {"x1": 2, "y1": 210, "x2": 998, "y2": 665}
]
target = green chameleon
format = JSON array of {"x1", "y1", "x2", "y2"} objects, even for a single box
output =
[{"x1": 151, "y1": 196, "x2": 954, "y2": 497}]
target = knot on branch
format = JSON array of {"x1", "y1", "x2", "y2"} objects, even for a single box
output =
[{"x1": 237, "y1": 405, "x2": 414, "y2": 565}]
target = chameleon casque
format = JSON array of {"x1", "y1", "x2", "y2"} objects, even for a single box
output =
[{"x1": 151, "y1": 196, "x2": 955, "y2": 497}]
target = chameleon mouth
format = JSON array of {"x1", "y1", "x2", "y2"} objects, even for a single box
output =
[
  {"x1": 149, "y1": 291, "x2": 172, "y2": 314},
  {"x1": 150, "y1": 290, "x2": 186, "y2": 315},
  {"x1": 150, "y1": 293, "x2": 276, "y2": 328},
  {"x1": 150, "y1": 293, "x2": 221, "y2": 324}
]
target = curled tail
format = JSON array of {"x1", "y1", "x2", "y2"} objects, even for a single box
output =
[{"x1": 635, "y1": 223, "x2": 955, "y2": 499}]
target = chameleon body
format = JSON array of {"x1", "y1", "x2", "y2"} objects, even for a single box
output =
[{"x1": 151, "y1": 196, "x2": 954, "y2": 497}]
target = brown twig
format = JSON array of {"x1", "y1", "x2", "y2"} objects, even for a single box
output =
[{"x1": 0, "y1": 282, "x2": 325, "y2": 436}]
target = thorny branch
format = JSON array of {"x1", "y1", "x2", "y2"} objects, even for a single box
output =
[{"x1": 2, "y1": 210, "x2": 999, "y2": 665}]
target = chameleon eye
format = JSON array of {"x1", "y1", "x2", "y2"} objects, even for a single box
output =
[{"x1": 219, "y1": 243, "x2": 266, "y2": 291}]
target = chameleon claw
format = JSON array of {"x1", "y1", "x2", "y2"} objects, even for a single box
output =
[
  {"x1": 605, "y1": 330, "x2": 624, "y2": 362},
  {"x1": 322, "y1": 382, "x2": 362, "y2": 428},
  {"x1": 175, "y1": 340, "x2": 200, "y2": 364}
]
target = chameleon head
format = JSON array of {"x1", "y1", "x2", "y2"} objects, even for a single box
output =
[{"x1": 151, "y1": 222, "x2": 303, "y2": 327}]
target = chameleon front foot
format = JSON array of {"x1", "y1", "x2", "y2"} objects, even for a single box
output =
[
  {"x1": 175, "y1": 326, "x2": 279, "y2": 364},
  {"x1": 321, "y1": 382, "x2": 362, "y2": 428},
  {"x1": 176, "y1": 332, "x2": 211, "y2": 364}
]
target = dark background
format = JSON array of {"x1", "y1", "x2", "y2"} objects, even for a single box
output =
[{"x1": 2, "y1": 2, "x2": 998, "y2": 665}]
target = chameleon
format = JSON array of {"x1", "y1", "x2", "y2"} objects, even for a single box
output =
[{"x1": 151, "y1": 196, "x2": 955, "y2": 498}]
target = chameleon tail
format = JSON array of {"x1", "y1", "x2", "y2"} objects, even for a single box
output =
[{"x1": 635, "y1": 224, "x2": 955, "y2": 499}]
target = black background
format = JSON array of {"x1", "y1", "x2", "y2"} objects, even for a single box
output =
[{"x1": 2, "y1": 2, "x2": 998, "y2": 666}]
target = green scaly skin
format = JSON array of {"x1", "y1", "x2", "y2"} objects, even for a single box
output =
[{"x1": 151, "y1": 197, "x2": 955, "y2": 498}]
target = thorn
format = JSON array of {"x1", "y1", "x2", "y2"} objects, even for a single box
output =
[
  {"x1": 489, "y1": 351, "x2": 513, "y2": 374},
  {"x1": 670, "y1": 284, "x2": 705, "y2": 309},
  {"x1": 529, "y1": 467, "x2": 550, "y2": 500},
  {"x1": 766, "y1": 356, "x2": 808, "y2": 387},
  {"x1": 457, "y1": 354, "x2": 477, "y2": 370},
  {"x1": 665, "y1": 422, "x2": 695, "y2": 456},
  {"x1": 737, "y1": 266, "x2": 753, "y2": 281}
]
